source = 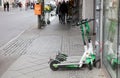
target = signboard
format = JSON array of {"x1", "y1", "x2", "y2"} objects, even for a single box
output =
[{"x1": 34, "y1": 3, "x2": 42, "y2": 15}]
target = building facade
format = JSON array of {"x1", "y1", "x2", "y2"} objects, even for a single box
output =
[
  {"x1": 0, "y1": 0, "x2": 2, "y2": 6},
  {"x1": 102, "y1": 0, "x2": 120, "y2": 78},
  {"x1": 82, "y1": 0, "x2": 120, "y2": 78}
]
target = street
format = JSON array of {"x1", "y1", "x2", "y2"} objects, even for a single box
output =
[
  {"x1": 0, "y1": 9, "x2": 37, "y2": 77},
  {"x1": 0, "y1": 9, "x2": 37, "y2": 47},
  {"x1": 0, "y1": 6, "x2": 57, "y2": 77},
  {"x1": 0, "y1": 10, "x2": 104, "y2": 78},
  {"x1": 0, "y1": 3, "x2": 105, "y2": 78}
]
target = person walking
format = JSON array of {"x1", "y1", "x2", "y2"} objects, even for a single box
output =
[
  {"x1": 66, "y1": 1, "x2": 69, "y2": 18},
  {"x1": 56, "y1": 2, "x2": 62, "y2": 23},
  {"x1": 19, "y1": 2, "x2": 22, "y2": 11},
  {"x1": 6, "y1": 2, "x2": 9, "y2": 11},
  {"x1": 59, "y1": 1, "x2": 68, "y2": 24},
  {"x1": 25, "y1": 2, "x2": 28, "y2": 10},
  {"x1": 4, "y1": 2, "x2": 6, "y2": 11}
]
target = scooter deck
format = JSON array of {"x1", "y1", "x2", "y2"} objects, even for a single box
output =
[
  {"x1": 65, "y1": 56, "x2": 81, "y2": 63},
  {"x1": 53, "y1": 62, "x2": 80, "y2": 68}
]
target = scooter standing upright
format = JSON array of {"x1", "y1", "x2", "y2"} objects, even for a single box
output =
[{"x1": 49, "y1": 19, "x2": 96, "y2": 71}]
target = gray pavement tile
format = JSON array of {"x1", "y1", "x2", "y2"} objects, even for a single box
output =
[{"x1": 1, "y1": 16, "x2": 106, "y2": 78}]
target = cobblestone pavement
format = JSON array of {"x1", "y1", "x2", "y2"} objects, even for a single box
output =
[{"x1": 0, "y1": 16, "x2": 106, "y2": 78}]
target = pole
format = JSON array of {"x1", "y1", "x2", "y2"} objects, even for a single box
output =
[
  {"x1": 100, "y1": 0, "x2": 103, "y2": 67},
  {"x1": 38, "y1": 15, "x2": 41, "y2": 29},
  {"x1": 42, "y1": 0, "x2": 46, "y2": 26},
  {"x1": 37, "y1": 0, "x2": 42, "y2": 29}
]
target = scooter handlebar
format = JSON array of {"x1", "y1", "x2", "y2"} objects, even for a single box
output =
[
  {"x1": 87, "y1": 18, "x2": 94, "y2": 22},
  {"x1": 72, "y1": 18, "x2": 94, "y2": 26}
]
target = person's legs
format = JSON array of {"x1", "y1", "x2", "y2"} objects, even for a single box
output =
[
  {"x1": 59, "y1": 15, "x2": 61, "y2": 23},
  {"x1": 4, "y1": 7, "x2": 6, "y2": 11},
  {"x1": 62, "y1": 13, "x2": 65, "y2": 24},
  {"x1": 7, "y1": 7, "x2": 9, "y2": 11}
]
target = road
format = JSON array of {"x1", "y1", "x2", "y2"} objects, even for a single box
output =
[
  {"x1": 0, "y1": 9, "x2": 37, "y2": 77},
  {"x1": 0, "y1": 9, "x2": 37, "y2": 47},
  {"x1": 0, "y1": 8, "x2": 104, "y2": 78},
  {"x1": 0, "y1": 6, "x2": 56, "y2": 77},
  {"x1": 0, "y1": 0, "x2": 56, "y2": 76}
]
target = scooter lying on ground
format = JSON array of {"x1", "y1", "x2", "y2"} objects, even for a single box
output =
[{"x1": 49, "y1": 19, "x2": 96, "y2": 71}]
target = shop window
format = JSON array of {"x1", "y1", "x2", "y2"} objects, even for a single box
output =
[
  {"x1": 103, "y1": 0, "x2": 119, "y2": 78},
  {"x1": 0, "y1": 0, "x2": 1, "y2": 6}
]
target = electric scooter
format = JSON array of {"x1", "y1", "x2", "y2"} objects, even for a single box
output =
[{"x1": 49, "y1": 19, "x2": 96, "y2": 71}]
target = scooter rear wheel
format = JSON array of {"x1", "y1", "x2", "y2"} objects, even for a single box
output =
[
  {"x1": 50, "y1": 60, "x2": 59, "y2": 71},
  {"x1": 88, "y1": 62, "x2": 93, "y2": 70}
]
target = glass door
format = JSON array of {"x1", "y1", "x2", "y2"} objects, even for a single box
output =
[
  {"x1": 0, "y1": 0, "x2": 1, "y2": 6},
  {"x1": 117, "y1": 1, "x2": 120, "y2": 78},
  {"x1": 103, "y1": 0, "x2": 119, "y2": 78}
]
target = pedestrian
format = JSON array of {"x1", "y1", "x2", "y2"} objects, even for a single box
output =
[
  {"x1": 59, "y1": 1, "x2": 68, "y2": 24},
  {"x1": 66, "y1": 1, "x2": 69, "y2": 18},
  {"x1": 25, "y1": 2, "x2": 28, "y2": 10},
  {"x1": 6, "y1": 2, "x2": 9, "y2": 11},
  {"x1": 4, "y1": 2, "x2": 6, "y2": 11},
  {"x1": 19, "y1": 2, "x2": 22, "y2": 11},
  {"x1": 56, "y1": 2, "x2": 62, "y2": 23}
]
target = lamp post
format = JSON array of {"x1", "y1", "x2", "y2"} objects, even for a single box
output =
[
  {"x1": 37, "y1": 0, "x2": 42, "y2": 29},
  {"x1": 41, "y1": 0, "x2": 46, "y2": 26},
  {"x1": 37, "y1": 0, "x2": 45, "y2": 29}
]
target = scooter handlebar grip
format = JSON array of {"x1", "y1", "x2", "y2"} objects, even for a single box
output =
[
  {"x1": 72, "y1": 18, "x2": 94, "y2": 26},
  {"x1": 88, "y1": 19, "x2": 95, "y2": 22}
]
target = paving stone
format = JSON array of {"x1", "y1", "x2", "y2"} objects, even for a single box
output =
[{"x1": 1, "y1": 17, "x2": 106, "y2": 78}]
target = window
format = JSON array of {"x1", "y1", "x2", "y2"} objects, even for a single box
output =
[{"x1": 103, "y1": 0, "x2": 119, "y2": 78}]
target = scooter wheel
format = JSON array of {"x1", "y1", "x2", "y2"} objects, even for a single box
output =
[
  {"x1": 88, "y1": 62, "x2": 93, "y2": 70},
  {"x1": 50, "y1": 60, "x2": 59, "y2": 71},
  {"x1": 94, "y1": 59, "x2": 101, "y2": 68},
  {"x1": 111, "y1": 63, "x2": 117, "y2": 70},
  {"x1": 47, "y1": 20, "x2": 50, "y2": 24}
]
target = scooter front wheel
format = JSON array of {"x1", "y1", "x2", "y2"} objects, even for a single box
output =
[
  {"x1": 94, "y1": 59, "x2": 101, "y2": 68},
  {"x1": 111, "y1": 63, "x2": 117, "y2": 70},
  {"x1": 47, "y1": 20, "x2": 50, "y2": 24},
  {"x1": 50, "y1": 60, "x2": 59, "y2": 71},
  {"x1": 88, "y1": 62, "x2": 93, "y2": 70}
]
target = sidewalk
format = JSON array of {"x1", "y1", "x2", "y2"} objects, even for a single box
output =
[{"x1": 1, "y1": 16, "x2": 106, "y2": 78}]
